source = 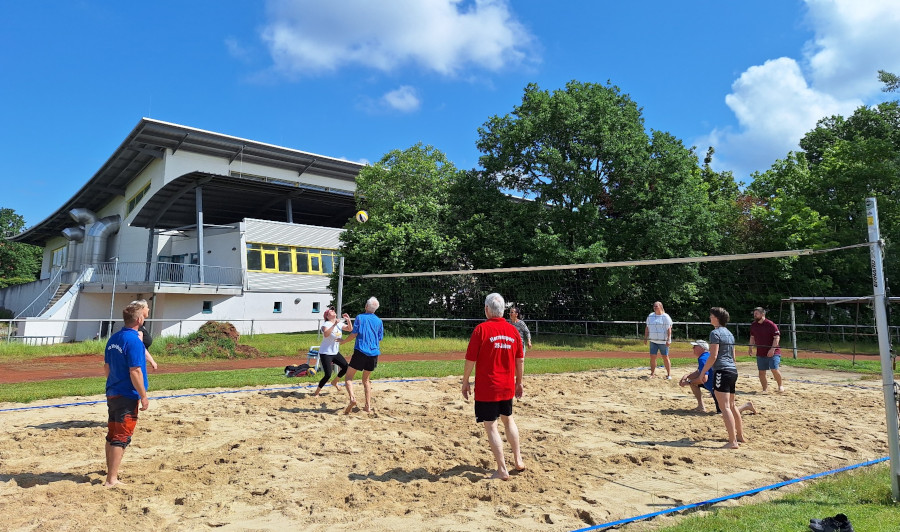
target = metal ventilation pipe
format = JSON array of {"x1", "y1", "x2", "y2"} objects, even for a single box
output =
[
  {"x1": 61, "y1": 227, "x2": 85, "y2": 271},
  {"x1": 86, "y1": 215, "x2": 121, "y2": 265},
  {"x1": 69, "y1": 208, "x2": 97, "y2": 226}
]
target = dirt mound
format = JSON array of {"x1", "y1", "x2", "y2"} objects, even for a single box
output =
[{"x1": 165, "y1": 321, "x2": 263, "y2": 359}]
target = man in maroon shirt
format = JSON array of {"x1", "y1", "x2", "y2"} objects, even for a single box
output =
[
  {"x1": 748, "y1": 307, "x2": 784, "y2": 392},
  {"x1": 462, "y1": 293, "x2": 525, "y2": 480}
]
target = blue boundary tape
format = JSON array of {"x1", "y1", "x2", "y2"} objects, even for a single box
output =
[
  {"x1": 571, "y1": 456, "x2": 890, "y2": 532},
  {"x1": 0, "y1": 377, "x2": 429, "y2": 413}
]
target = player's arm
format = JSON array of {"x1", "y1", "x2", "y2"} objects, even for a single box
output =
[
  {"x1": 340, "y1": 333, "x2": 357, "y2": 345},
  {"x1": 643, "y1": 324, "x2": 649, "y2": 344},
  {"x1": 461, "y1": 359, "x2": 476, "y2": 400},
  {"x1": 129, "y1": 366, "x2": 149, "y2": 410},
  {"x1": 340, "y1": 314, "x2": 354, "y2": 332},
  {"x1": 145, "y1": 349, "x2": 158, "y2": 370},
  {"x1": 748, "y1": 334, "x2": 756, "y2": 356},
  {"x1": 515, "y1": 357, "x2": 524, "y2": 399}
]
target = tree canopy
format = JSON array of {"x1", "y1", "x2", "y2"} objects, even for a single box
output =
[{"x1": 0, "y1": 208, "x2": 42, "y2": 289}]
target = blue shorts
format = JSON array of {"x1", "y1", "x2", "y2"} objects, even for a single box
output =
[
  {"x1": 649, "y1": 342, "x2": 669, "y2": 356},
  {"x1": 756, "y1": 355, "x2": 781, "y2": 371}
]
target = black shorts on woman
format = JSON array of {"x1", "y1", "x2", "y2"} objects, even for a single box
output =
[
  {"x1": 713, "y1": 369, "x2": 738, "y2": 394},
  {"x1": 349, "y1": 349, "x2": 378, "y2": 372}
]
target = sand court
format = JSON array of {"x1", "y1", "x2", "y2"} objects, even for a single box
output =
[{"x1": 0, "y1": 364, "x2": 890, "y2": 531}]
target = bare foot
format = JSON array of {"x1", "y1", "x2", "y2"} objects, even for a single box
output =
[
  {"x1": 103, "y1": 480, "x2": 125, "y2": 488},
  {"x1": 737, "y1": 435, "x2": 747, "y2": 443},
  {"x1": 312, "y1": 388, "x2": 321, "y2": 397},
  {"x1": 331, "y1": 378, "x2": 340, "y2": 388},
  {"x1": 362, "y1": 405, "x2": 375, "y2": 413},
  {"x1": 740, "y1": 401, "x2": 757, "y2": 414},
  {"x1": 692, "y1": 406, "x2": 706, "y2": 413},
  {"x1": 649, "y1": 372, "x2": 656, "y2": 378},
  {"x1": 514, "y1": 461, "x2": 526, "y2": 472},
  {"x1": 490, "y1": 470, "x2": 510, "y2": 481},
  {"x1": 343, "y1": 400, "x2": 357, "y2": 415},
  {"x1": 722, "y1": 442, "x2": 740, "y2": 449}
]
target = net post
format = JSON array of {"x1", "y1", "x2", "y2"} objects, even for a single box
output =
[
  {"x1": 866, "y1": 197, "x2": 900, "y2": 501},
  {"x1": 790, "y1": 302, "x2": 798, "y2": 359},
  {"x1": 336, "y1": 256, "x2": 345, "y2": 317}
]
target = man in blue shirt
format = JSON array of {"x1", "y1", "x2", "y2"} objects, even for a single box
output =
[
  {"x1": 103, "y1": 302, "x2": 150, "y2": 488},
  {"x1": 680, "y1": 340, "x2": 756, "y2": 415},
  {"x1": 339, "y1": 296, "x2": 385, "y2": 414}
]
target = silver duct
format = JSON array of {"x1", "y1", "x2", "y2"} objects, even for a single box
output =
[
  {"x1": 61, "y1": 227, "x2": 85, "y2": 271},
  {"x1": 86, "y1": 215, "x2": 121, "y2": 265},
  {"x1": 69, "y1": 208, "x2": 97, "y2": 226}
]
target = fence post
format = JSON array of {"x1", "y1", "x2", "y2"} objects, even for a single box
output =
[
  {"x1": 790, "y1": 302, "x2": 798, "y2": 359},
  {"x1": 433, "y1": 319, "x2": 436, "y2": 339}
]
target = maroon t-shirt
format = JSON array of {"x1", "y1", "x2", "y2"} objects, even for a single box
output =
[
  {"x1": 465, "y1": 317, "x2": 524, "y2": 402},
  {"x1": 750, "y1": 318, "x2": 781, "y2": 357}
]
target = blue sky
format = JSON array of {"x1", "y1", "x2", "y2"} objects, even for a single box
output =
[{"x1": 2, "y1": 0, "x2": 899, "y2": 229}]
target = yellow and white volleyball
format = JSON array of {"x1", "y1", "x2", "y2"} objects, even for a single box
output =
[{"x1": 355, "y1": 210, "x2": 369, "y2": 223}]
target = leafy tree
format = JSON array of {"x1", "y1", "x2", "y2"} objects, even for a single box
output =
[
  {"x1": 879, "y1": 70, "x2": 900, "y2": 93},
  {"x1": 476, "y1": 81, "x2": 719, "y2": 320},
  {"x1": 0, "y1": 208, "x2": 42, "y2": 288},
  {"x1": 333, "y1": 144, "x2": 462, "y2": 317}
]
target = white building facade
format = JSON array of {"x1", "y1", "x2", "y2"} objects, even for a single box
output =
[{"x1": 3, "y1": 119, "x2": 362, "y2": 343}]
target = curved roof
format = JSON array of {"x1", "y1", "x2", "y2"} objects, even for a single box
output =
[{"x1": 12, "y1": 118, "x2": 364, "y2": 245}]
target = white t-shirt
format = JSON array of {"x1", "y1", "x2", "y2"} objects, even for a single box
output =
[
  {"x1": 646, "y1": 312, "x2": 673, "y2": 344},
  {"x1": 319, "y1": 320, "x2": 344, "y2": 355}
]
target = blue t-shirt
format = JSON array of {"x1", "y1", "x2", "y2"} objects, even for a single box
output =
[
  {"x1": 351, "y1": 312, "x2": 384, "y2": 356},
  {"x1": 105, "y1": 327, "x2": 148, "y2": 398},
  {"x1": 696, "y1": 351, "x2": 714, "y2": 392}
]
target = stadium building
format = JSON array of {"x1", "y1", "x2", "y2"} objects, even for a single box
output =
[{"x1": 1, "y1": 118, "x2": 362, "y2": 343}]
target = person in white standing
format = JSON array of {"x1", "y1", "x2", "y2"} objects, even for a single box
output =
[
  {"x1": 312, "y1": 308, "x2": 353, "y2": 397},
  {"x1": 644, "y1": 301, "x2": 673, "y2": 379}
]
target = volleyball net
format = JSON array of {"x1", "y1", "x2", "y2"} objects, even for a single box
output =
[{"x1": 339, "y1": 242, "x2": 896, "y2": 353}]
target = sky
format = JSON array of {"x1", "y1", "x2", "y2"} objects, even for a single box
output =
[{"x1": 2, "y1": 0, "x2": 899, "y2": 229}]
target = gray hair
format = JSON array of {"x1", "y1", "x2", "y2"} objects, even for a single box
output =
[
  {"x1": 130, "y1": 299, "x2": 148, "y2": 309},
  {"x1": 484, "y1": 293, "x2": 505, "y2": 318},
  {"x1": 365, "y1": 297, "x2": 380, "y2": 313}
]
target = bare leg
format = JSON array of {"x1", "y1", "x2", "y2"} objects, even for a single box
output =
[
  {"x1": 483, "y1": 420, "x2": 510, "y2": 480},
  {"x1": 361, "y1": 370, "x2": 373, "y2": 412},
  {"x1": 730, "y1": 393, "x2": 746, "y2": 443},
  {"x1": 689, "y1": 384, "x2": 706, "y2": 412},
  {"x1": 343, "y1": 368, "x2": 358, "y2": 414},
  {"x1": 758, "y1": 370, "x2": 768, "y2": 392},
  {"x1": 650, "y1": 354, "x2": 658, "y2": 377},
  {"x1": 715, "y1": 390, "x2": 739, "y2": 448},
  {"x1": 772, "y1": 369, "x2": 784, "y2": 391},
  {"x1": 500, "y1": 415, "x2": 525, "y2": 471},
  {"x1": 104, "y1": 442, "x2": 126, "y2": 487},
  {"x1": 662, "y1": 355, "x2": 671, "y2": 378}
]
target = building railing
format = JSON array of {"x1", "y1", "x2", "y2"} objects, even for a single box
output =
[
  {"x1": 13, "y1": 267, "x2": 63, "y2": 319},
  {"x1": 88, "y1": 262, "x2": 243, "y2": 289}
]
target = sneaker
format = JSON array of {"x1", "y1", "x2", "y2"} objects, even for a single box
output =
[
  {"x1": 809, "y1": 514, "x2": 854, "y2": 532},
  {"x1": 665, "y1": 375, "x2": 672, "y2": 380},
  {"x1": 831, "y1": 514, "x2": 854, "y2": 532}
]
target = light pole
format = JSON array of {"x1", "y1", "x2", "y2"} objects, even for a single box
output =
[{"x1": 108, "y1": 257, "x2": 118, "y2": 338}]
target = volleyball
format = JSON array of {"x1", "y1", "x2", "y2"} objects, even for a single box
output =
[{"x1": 355, "y1": 210, "x2": 369, "y2": 223}]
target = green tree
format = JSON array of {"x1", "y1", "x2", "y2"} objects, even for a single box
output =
[
  {"x1": 476, "y1": 81, "x2": 719, "y2": 320},
  {"x1": 334, "y1": 144, "x2": 462, "y2": 317},
  {"x1": 879, "y1": 70, "x2": 900, "y2": 93},
  {"x1": 0, "y1": 208, "x2": 42, "y2": 288}
]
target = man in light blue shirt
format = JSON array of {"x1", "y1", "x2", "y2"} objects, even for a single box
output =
[{"x1": 340, "y1": 297, "x2": 385, "y2": 414}]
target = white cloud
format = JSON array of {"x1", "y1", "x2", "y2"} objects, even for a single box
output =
[
  {"x1": 804, "y1": 0, "x2": 900, "y2": 99},
  {"x1": 700, "y1": 0, "x2": 900, "y2": 178},
  {"x1": 225, "y1": 37, "x2": 253, "y2": 63},
  {"x1": 381, "y1": 86, "x2": 421, "y2": 112},
  {"x1": 260, "y1": 0, "x2": 536, "y2": 77}
]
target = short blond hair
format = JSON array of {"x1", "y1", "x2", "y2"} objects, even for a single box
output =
[{"x1": 122, "y1": 303, "x2": 144, "y2": 327}]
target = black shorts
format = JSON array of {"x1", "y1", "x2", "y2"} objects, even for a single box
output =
[
  {"x1": 474, "y1": 399, "x2": 513, "y2": 423},
  {"x1": 712, "y1": 370, "x2": 738, "y2": 394},
  {"x1": 349, "y1": 349, "x2": 378, "y2": 372}
]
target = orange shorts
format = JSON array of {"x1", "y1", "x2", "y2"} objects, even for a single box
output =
[{"x1": 106, "y1": 395, "x2": 139, "y2": 448}]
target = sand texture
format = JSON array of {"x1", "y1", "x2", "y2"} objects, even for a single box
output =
[{"x1": 0, "y1": 364, "x2": 889, "y2": 531}]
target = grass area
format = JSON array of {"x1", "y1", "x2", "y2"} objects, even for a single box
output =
[
  {"x1": 0, "y1": 357, "x2": 651, "y2": 404},
  {"x1": 655, "y1": 463, "x2": 899, "y2": 532}
]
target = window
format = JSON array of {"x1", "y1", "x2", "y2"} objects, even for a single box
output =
[
  {"x1": 126, "y1": 182, "x2": 151, "y2": 214},
  {"x1": 51, "y1": 246, "x2": 67, "y2": 270},
  {"x1": 246, "y1": 243, "x2": 339, "y2": 275},
  {"x1": 202, "y1": 301, "x2": 213, "y2": 314},
  {"x1": 312, "y1": 302, "x2": 320, "y2": 313},
  {"x1": 273, "y1": 301, "x2": 283, "y2": 313}
]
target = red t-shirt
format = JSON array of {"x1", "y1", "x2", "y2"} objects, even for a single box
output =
[
  {"x1": 749, "y1": 318, "x2": 781, "y2": 357},
  {"x1": 465, "y1": 317, "x2": 524, "y2": 402}
]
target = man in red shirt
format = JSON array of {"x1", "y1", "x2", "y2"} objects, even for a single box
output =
[
  {"x1": 462, "y1": 293, "x2": 525, "y2": 480},
  {"x1": 748, "y1": 307, "x2": 784, "y2": 392}
]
